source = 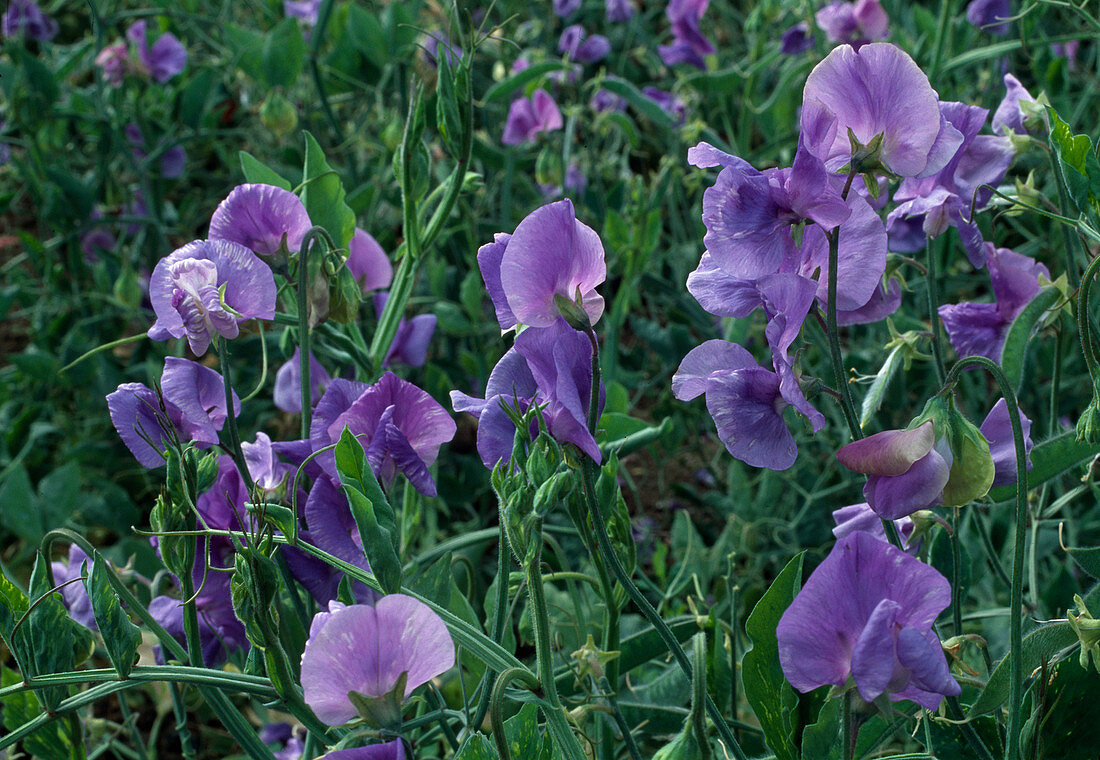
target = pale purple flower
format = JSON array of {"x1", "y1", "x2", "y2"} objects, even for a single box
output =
[
  {"x1": 642, "y1": 86, "x2": 687, "y2": 124},
  {"x1": 658, "y1": 0, "x2": 715, "y2": 70},
  {"x1": 421, "y1": 31, "x2": 462, "y2": 68},
  {"x1": 606, "y1": 0, "x2": 634, "y2": 22},
  {"x1": 798, "y1": 191, "x2": 889, "y2": 313},
  {"x1": 801, "y1": 43, "x2": 963, "y2": 178},
  {"x1": 980, "y1": 398, "x2": 1033, "y2": 487},
  {"x1": 300, "y1": 596, "x2": 455, "y2": 726},
  {"x1": 478, "y1": 199, "x2": 605, "y2": 330},
  {"x1": 303, "y1": 475, "x2": 379, "y2": 605},
  {"x1": 284, "y1": 0, "x2": 321, "y2": 25},
  {"x1": 938, "y1": 245, "x2": 1048, "y2": 361},
  {"x1": 502, "y1": 89, "x2": 563, "y2": 146},
  {"x1": 837, "y1": 421, "x2": 951, "y2": 519},
  {"x1": 346, "y1": 228, "x2": 393, "y2": 293},
  {"x1": 777, "y1": 532, "x2": 960, "y2": 709},
  {"x1": 51, "y1": 546, "x2": 96, "y2": 630},
  {"x1": 242, "y1": 432, "x2": 295, "y2": 492},
  {"x1": 274, "y1": 348, "x2": 332, "y2": 414},
  {"x1": 209, "y1": 184, "x2": 313, "y2": 257},
  {"x1": 992, "y1": 73, "x2": 1036, "y2": 135},
  {"x1": 260, "y1": 724, "x2": 305, "y2": 760},
  {"x1": 590, "y1": 89, "x2": 627, "y2": 113},
  {"x1": 1051, "y1": 40, "x2": 1080, "y2": 69},
  {"x1": 95, "y1": 43, "x2": 131, "y2": 85},
  {"x1": 323, "y1": 742, "x2": 406, "y2": 760},
  {"x1": 125, "y1": 123, "x2": 186, "y2": 179},
  {"x1": 559, "y1": 25, "x2": 611, "y2": 64},
  {"x1": 2, "y1": 0, "x2": 57, "y2": 41},
  {"x1": 554, "y1": 0, "x2": 582, "y2": 16},
  {"x1": 81, "y1": 210, "x2": 116, "y2": 262},
  {"x1": 780, "y1": 23, "x2": 814, "y2": 55},
  {"x1": 815, "y1": 0, "x2": 889, "y2": 46},
  {"x1": 967, "y1": 0, "x2": 1011, "y2": 35},
  {"x1": 107, "y1": 357, "x2": 240, "y2": 468},
  {"x1": 127, "y1": 21, "x2": 188, "y2": 84},
  {"x1": 149, "y1": 570, "x2": 247, "y2": 667},
  {"x1": 373, "y1": 293, "x2": 437, "y2": 368},
  {"x1": 832, "y1": 503, "x2": 915, "y2": 548},
  {"x1": 148, "y1": 239, "x2": 277, "y2": 356},
  {"x1": 309, "y1": 374, "x2": 456, "y2": 496}
]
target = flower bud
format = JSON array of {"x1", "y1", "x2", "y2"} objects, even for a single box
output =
[
  {"x1": 1077, "y1": 397, "x2": 1100, "y2": 445},
  {"x1": 260, "y1": 92, "x2": 298, "y2": 138},
  {"x1": 1068, "y1": 595, "x2": 1100, "y2": 673},
  {"x1": 911, "y1": 395, "x2": 995, "y2": 506}
]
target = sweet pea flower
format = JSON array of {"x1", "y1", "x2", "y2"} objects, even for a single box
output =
[
  {"x1": 979, "y1": 398, "x2": 1034, "y2": 487},
  {"x1": 642, "y1": 87, "x2": 688, "y2": 124},
  {"x1": 938, "y1": 244, "x2": 1049, "y2": 362},
  {"x1": 309, "y1": 374, "x2": 456, "y2": 496},
  {"x1": 606, "y1": 0, "x2": 634, "y2": 22},
  {"x1": 126, "y1": 21, "x2": 188, "y2": 84},
  {"x1": 801, "y1": 43, "x2": 963, "y2": 178},
  {"x1": 1051, "y1": 40, "x2": 1080, "y2": 69},
  {"x1": 836, "y1": 421, "x2": 951, "y2": 519},
  {"x1": 992, "y1": 73, "x2": 1038, "y2": 135},
  {"x1": 832, "y1": 503, "x2": 915, "y2": 548},
  {"x1": 300, "y1": 596, "x2": 455, "y2": 726},
  {"x1": 554, "y1": 0, "x2": 581, "y2": 17},
  {"x1": 149, "y1": 570, "x2": 247, "y2": 667},
  {"x1": 777, "y1": 532, "x2": 961, "y2": 709},
  {"x1": 558, "y1": 25, "x2": 611, "y2": 64},
  {"x1": 346, "y1": 228, "x2": 393, "y2": 293},
  {"x1": 148, "y1": 239, "x2": 277, "y2": 356},
  {"x1": 209, "y1": 184, "x2": 313, "y2": 257},
  {"x1": 284, "y1": 0, "x2": 321, "y2": 25},
  {"x1": 780, "y1": 23, "x2": 814, "y2": 56},
  {"x1": 966, "y1": 0, "x2": 1011, "y2": 35},
  {"x1": 274, "y1": 348, "x2": 333, "y2": 414},
  {"x1": 107, "y1": 357, "x2": 240, "y2": 468},
  {"x1": 477, "y1": 199, "x2": 605, "y2": 330},
  {"x1": 815, "y1": 0, "x2": 889, "y2": 47},
  {"x1": 51, "y1": 545, "x2": 96, "y2": 630},
  {"x1": 125, "y1": 123, "x2": 187, "y2": 179},
  {"x1": 658, "y1": 0, "x2": 715, "y2": 70},
  {"x1": 502, "y1": 90, "x2": 563, "y2": 146},
  {"x1": 372, "y1": 293, "x2": 437, "y2": 367},
  {"x1": 95, "y1": 43, "x2": 131, "y2": 85},
  {"x1": 421, "y1": 31, "x2": 462, "y2": 68},
  {"x1": 302, "y1": 475, "x2": 380, "y2": 605},
  {"x1": 590, "y1": 89, "x2": 627, "y2": 113},
  {"x1": 673, "y1": 340, "x2": 822, "y2": 470},
  {"x1": 1, "y1": 0, "x2": 57, "y2": 41}
]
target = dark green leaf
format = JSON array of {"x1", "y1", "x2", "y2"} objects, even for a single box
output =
[
  {"x1": 261, "y1": 18, "x2": 306, "y2": 89},
  {"x1": 180, "y1": 68, "x2": 217, "y2": 128},
  {"x1": 301, "y1": 132, "x2": 356, "y2": 249},
  {"x1": 346, "y1": 5, "x2": 388, "y2": 69},
  {"x1": 240, "y1": 151, "x2": 292, "y2": 190},
  {"x1": 1000, "y1": 286, "x2": 1063, "y2": 393},
  {"x1": 600, "y1": 78, "x2": 674, "y2": 130},
  {"x1": 742, "y1": 552, "x2": 804, "y2": 760},
  {"x1": 454, "y1": 732, "x2": 498, "y2": 759},
  {"x1": 504, "y1": 703, "x2": 554, "y2": 760},
  {"x1": 1048, "y1": 107, "x2": 1100, "y2": 215},
  {"x1": 27, "y1": 554, "x2": 93, "y2": 711},
  {"x1": 1, "y1": 666, "x2": 73, "y2": 760},
  {"x1": 87, "y1": 553, "x2": 141, "y2": 678},
  {"x1": 800, "y1": 697, "x2": 840, "y2": 760},
  {"x1": 967, "y1": 622, "x2": 1079, "y2": 717},
  {"x1": 224, "y1": 24, "x2": 265, "y2": 81},
  {"x1": 484, "y1": 62, "x2": 572, "y2": 103},
  {"x1": 988, "y1": 431, "x2": 1100, "y2": 502},
  {"x1": 1066, "y1": 544, "x2": 1100, "y2": 579}
]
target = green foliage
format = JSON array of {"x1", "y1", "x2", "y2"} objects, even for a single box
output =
[
  {"x1": 301, "y1": 131, "x2": 356, "y2": 249},
  {"x1": 87, "y1": 553, "x2": 141, "y2": 679}
]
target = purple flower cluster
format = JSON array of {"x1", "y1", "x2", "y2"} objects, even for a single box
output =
[
  {"x1": 658, "y1": 0, "x2": 715, "y2": 69},
  {"x1": 2, "y1": 0, "x2": 57, "y2": 41},
  {"x1": 96, "y1": 21, "x2": 187, "y2": 86},
  {"x1": 503, "y1": 89, "x2": 564, "y2": 146},
  {"x1": 815, "y1": 0, "x2": 889, "y2": 47}
]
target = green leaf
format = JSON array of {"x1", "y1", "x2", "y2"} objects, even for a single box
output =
[
  {"x1": 0, "y1": 570, "x2": 32, "y2": 673},
  {"x1": 454, "y1": 732, "x2": 498, "y2": 759},
  {"x1": 860, "y1": 344, "x2": 904, "y2": 427},
  {"x1": 742, "y1": 552, "x2": 804, "y2": 760},
  {"x1": 1034, "y1": 656, "x2": 1100, "y2": 760},
  {"x1": 27, "y1": 554, "x2": 93, "y2": 711},
  {"x1": 967, "y1": 622, "x2": 1079, "y2": 717},
  {"x1": 1, "y1": 666, "x2": 73, "y2": 760},
  {"x1": 1000, "y1": 285, "x2": 1063, "y2": 393},
  {"x1": 345, "y1": 5, "x2": 388, "y2": 69},
  {"x1": 988, "y1": 431, "x2": 1100, "y2": 502},
  {"x1": 301, "y1": 132, "x2": 356, "y2": 249},
  {"x1": 1066, "y1": 544, "x2": 1100, "y2": 579},
  {"x1": 224, "y1": 24, "x2": 265, "y2": 81},
  {"x1": 0, "y1": 465, "x2": 42, "y2": 547},
  {"x1": 180, "y1": 68, "x2": 217, "y2": 128},
  {"x1": 600, "y1": 415, "x2": 672, "y2": 457},
  {"x1": 87, "y1": 553, "x2": 142, "y2": 679},
  {"x1": 334, "y1": 426, "x2": 402, "y2": 594},
  {"x1": 800, "y1": 697, "x2": 840, "y2": 760},
  {"x1": 484, "y1": 61, "x2": 572, "y2": 103},
  {"x1": 599, "y1": 78, "x2": 674, "y2": 130},
  {"x1": 261, "y1": 18, "x2": 306, "y2": 89},
  {"x1": 240, "y1": 151, "x2": 292, "y2": 191},
  {"x1": 1048, "y1": 107, "x2": 1100, "y2": 216},
  {"x1": 504, "y1": 703, "x2": 554, "y2": 760}
]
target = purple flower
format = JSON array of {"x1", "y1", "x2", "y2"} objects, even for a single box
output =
[
  {"x1": 322, "y1": 742, "x2": 406, "y2": 760},
  {"x1": 209, "y1": 184, "x2": 313, "y2": 257},
  {"x1": 559, "y1": 25, "x2": 611, "y2": 64},
  {"x1": 51, "y1": 546, "x2": 96, "y2": 630},
  {"x1": 372, "y1": 293, "x2": 437, "y2": 367},
  {"x1": 284, "y1": 0, "x2": 321, "y2": 25},
  {"x1": 242, "y1": 432, "x2": 295, "y2": 492},
  {"x1": 107, "y1": 357, "x2": 240, "y2": 468},
  {"x1": 2, "y1": 0, "x2": 57, "y2": 41},
  {"x1": 345, "y1": 228, "x2": 393, "y2": 293},
  {"x1": 261, "y1": 723, "x2": 306, "y2": 760},
  {"x1": 777, "y1": 532, "x2": 960, "y2": 709},
  {"x1": 832, "y1": 503, "x2": 915, "y2": 548},
  {"x1": 81, "y1": 210, "x2": 117, "y2": 262},
  {"x1": 149, "y1": 570, "x2": 247, "y2": 667},
  {"x1": 642, "y1": 86, "x2": 688, "y2": 124},
  {"x1": 274, "y1": 348, "x2": 333, "y2": 414},
  {"x1": 938, "y1": 245, "x2": 1048, "y2": 361},
  {"x1": 980, "y1": 398, "x2": 1033, "y2": 487},
  {"x1": 125, "y1": 123, "x2": 187, "y2": 179},
  {"x1": 303, "y1": 476, "x2": 379, "y2": 604},
  {"x1": 590, "y1": 89, "x2": 627, "y2": 114},
  {"x1": 967, "y1": 0, "x2": 1011, "y2": 35},
  {"x1": 421, "y1": 31, "x2": 462, "y2": 68},
  {"x1": 300, "y1": 596, "x2": 455, "y2": 726},
  {"x1": 310, "y1": 374, "x2": 456, "y2": 497},
  {"x1": 502, "y1": 89, "x2": 563, "y2": 146},
  {"x1": 148, "y1": 239, "x2": 277, "y2": 356},
  {"x1": 798, "y1": 191, "x2": 889, "y2": 313},
  {"x1": 95, "y1": 43, "x2": 131, "y2": 86},
  {"x1": 673, "y1": 339, "x2": 821, "y2": 470},
  {"x1": 1051, "y1": 40, "x2": 1080, "y2": 69},
  {"x1": 658, "y1": 0, "x2": 715, "y2": 70},
  {"x1": 837, "y1": 421, "x2": 951, "y2": 519},
  {"x1": 478, "y1": 199, "x2": 605, "y2": 330},
  {"x1": 815, "y1": 0, "x2": 889, "y2": 46},
  {"x1": 992, "y1": 73, "x2": 1037, "y2": 135},
  {"x1": 780, "y1": 23, "x2": 814, "y2": 56},
  {"x1": 554, "y1": 0, "x2": 582, "y2": 16},
  {"x1": 606, "y1": 0, "x2": 635, "y2": 22},
  {"x1": 801, "y1": 43, "x2": 963, "y2": 178},
  {"x1": 126, "y1": 21, "x2": 188, "y2": 84}
]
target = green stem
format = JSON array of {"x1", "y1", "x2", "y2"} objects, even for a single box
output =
[
  {"x1": 524, "y1": 518, "x2": 561, "y2": 709},
  {"x1": 217, "y1": 338, "x2": 255, "y2": 495},
  {"x1": 842, "y1": 691, "x2": 853, "y2": 760},
  {"x1": 490, "y1": 667, "x2": 541, "y2": 760},
  {"x1": 926, "y1": 237, "x2": 947, "y2": 383},
  {"x1": 598, "y1": 675, "x2": 643, "y2": 760},
  {"x1": 692, "y1": 633, "x2": 712, "y2": 760},
  {"x1": 927, "y1": 0, "x2": 954, "y2": 79},
  {"x1": 940, "y1": 356, "x2": 1028, "y2": 760},
  {"x1": 1078, "y1": 254, "x2": 1100, "y2": 381},
  {"x1": 470, "y1": 523, "x2": 512, "y2": 733},
  {"x1": 295, "y1": 226, "x2": 334, "y2": 438},
  {"x1": 168, "y1": 683, "x2": 197, "y2": 760},
  {"x1": 951, "y1": 507, "x2": 964, "y2": 635}
]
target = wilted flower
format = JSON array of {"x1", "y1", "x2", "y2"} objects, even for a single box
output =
[
  {"x1": 209, "y1": 184, "x2": 313, "y2": 257},
  {"x1": 502, "y1": 90, "x2": 563, "y2": 146},
  {"x1": 126, "y1": 20, "x2": 188, "y2": 84},
  {"x1": 107, "y1": 357, "x2": 240, "y2": 468},
  {"x1": 1, "y1": 0, "x2": 57, "y2": 41},
  {"x1": 477, "y1": 199, "x2": 605, "y2": 330},
  {"x1": 300, "y1": 596, "x2": 455, "y2": 726},
  {"x1": 801, "y1": 43, "x2": 962, "y2": 178},
  {"x1": 966, "y1": 0, "x2": 1011, "y2": 35},
  {"x1": 148, "y1": 239, "x2": 278, "y2": 355},
  {"x1": 815, "y1": 0, "x2": 889, "y2": 46},
  {"x1": 777, "y1": 531, "x2": 961, "y2": 709}
]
